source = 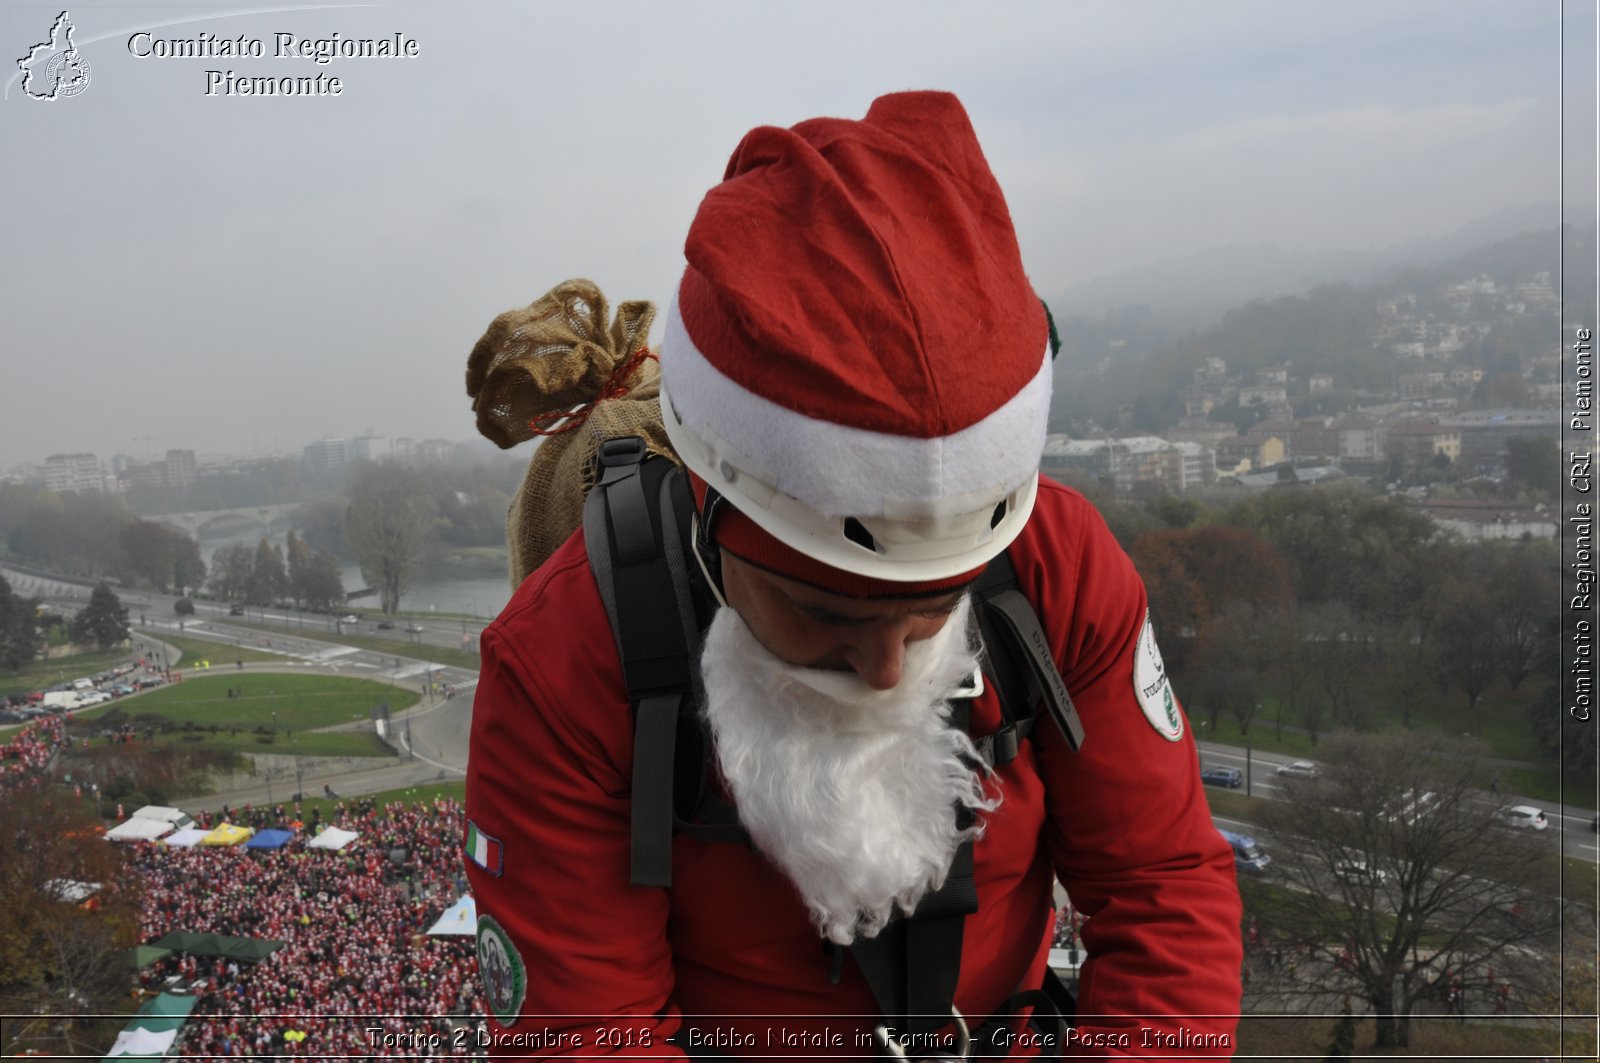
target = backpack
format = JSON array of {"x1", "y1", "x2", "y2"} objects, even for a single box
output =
[{"x1": 582, "y1": 435, "x2": 1084, "y2": 1058}]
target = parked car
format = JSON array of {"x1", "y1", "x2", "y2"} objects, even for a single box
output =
[
  {"x1": 1276, "y1": 760, "x2": 1318, "y2": 779},
  {"x1": 1493, "y1": 805, "x2": 1549, "y2": 831},
  {"x1": 376, "y1": 620, "x2": 396, "y2": 630},
  {"x1": 109, "y1": 684, "x2": 137, "y2": 697},
  {"x1": 229, "y1": 603, "x2": 246, "y2": 616},
  {"x1": 1200, "y1": 766, "x2": 1243, "y2": 789},
  {"x1": 77, "y1": 690, "x2": 111, "y2": 706}
]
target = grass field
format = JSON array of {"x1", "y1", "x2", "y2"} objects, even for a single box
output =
[
  {"x1": 277, "y1": 778, "x2": 466, "y2": 821},
  {"x1": 150, "y1": 633, "x2": 282, "y2": 667},
  {"x1": 159, "y1": 728, "x2": 395, "y2": 757},
  {"x1": 72, "y1": 673, "x2": 418, "y2": 734}
]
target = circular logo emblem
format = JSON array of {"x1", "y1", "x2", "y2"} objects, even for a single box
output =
[
  {"x1": 1133, "y1": 613, "x2": 1183, "y2": 742},
  {"x1": 475, "y1": 915, "x2": 526, "y2": 1026},
  {"x1": 45, "y1": 50, "x2": 91, "y2": 98}
]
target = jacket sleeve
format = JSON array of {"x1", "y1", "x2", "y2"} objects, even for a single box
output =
[
  {"x1": 464, "y1": 563, "x2": 687, "y2": 1059},
  {"x1": 1023, "y1": 490, "x2": 1243, "y2": 1059}
]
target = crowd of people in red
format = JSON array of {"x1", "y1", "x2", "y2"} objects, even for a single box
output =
[
  {"x1": 4, "y1": 713, "x2": 490, "y2": 1057},
  {"x1": 1, "y1": 714, "x2": 64, "y2": 775},
  {"x1": 127, "y1": 797, "x2": 489, "y2": 1058}
]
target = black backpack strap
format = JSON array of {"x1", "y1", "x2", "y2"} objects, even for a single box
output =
[
  {"x1": 848, "y1": 556, "x2": 1086, "y2": 1054},
  {"x1": 973, "y1": 551, "x2": 1085, "y2": 752},
  {"x1": 583, "y1": 437, "x2": 707, "y2": 887},
  {"x1": 848, "y1": 703, "x2": 980, "y2": 1052}
]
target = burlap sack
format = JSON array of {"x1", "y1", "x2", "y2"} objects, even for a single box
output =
[{"x1": 466, "y1": 278, "x2": 677, "y2": 589}]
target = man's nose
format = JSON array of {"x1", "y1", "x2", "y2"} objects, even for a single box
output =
[{"x1": 841, "y1": 620, "x2": 920, "y2": 691}]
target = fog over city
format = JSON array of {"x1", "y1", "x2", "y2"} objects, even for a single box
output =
[{"x1": 1, "y1": 0, "x2": 1593, "y2": 466}]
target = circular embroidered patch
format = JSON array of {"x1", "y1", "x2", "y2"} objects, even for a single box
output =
[
  {"x1": 475, "y1": 914, "x2": 526, "y2": 1025},
  {"x1": 1133, "y1": 613, "x2": 1183, "y2": 742}
]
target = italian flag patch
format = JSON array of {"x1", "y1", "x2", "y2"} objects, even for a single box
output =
[{"x1": 465, "y1": 821, "x2": 503, "y2": 876}]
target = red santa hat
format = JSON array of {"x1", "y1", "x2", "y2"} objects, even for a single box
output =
[{"x1": 659, "y1": 91, "x2": 1051, "y2": 596}]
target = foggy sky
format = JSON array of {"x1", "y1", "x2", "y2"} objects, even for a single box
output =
[{"x1": 1, "y1": 0, "x2": 1593, "y2": 468}]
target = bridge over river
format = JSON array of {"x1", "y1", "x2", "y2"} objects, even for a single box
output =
[{"x1": 146, "y1": 504, "x2": 301, "y2": 540}]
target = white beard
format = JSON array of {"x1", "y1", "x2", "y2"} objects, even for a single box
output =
[{"x1": 699, "y1": 596, "x2": 999, "y2": 946}]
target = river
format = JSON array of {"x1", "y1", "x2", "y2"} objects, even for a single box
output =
[{"x1": 199, "y1": 532, "x2": 514, "y2": 621}]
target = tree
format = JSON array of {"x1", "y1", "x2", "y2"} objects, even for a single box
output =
[
  {"x1": 290, "y1": 493, "x2": 351, "y2": 558},
  {"x1": 1300, "y1": 602, "x2": 1372, "y2": 735},
  {"x1": 1185, "y1": 601, "x2": 1267, "y2": 737},
  {"x1": 1480, "y1": 543, "x2": 1559, "y2": 690},
  {"x1": 172, "y1": 534, "x2": 206, "y2": 595},
  {"x1": 1429, "y1": 579, "x2": 1500, "y2": 711},
  {"x1": 117, "y1": 520, "x2": 206, "y2": 594},
  {"x1": 1503, "y1": 436, "x2": 1562, "y2": 498},
  {"x1": 0, "y1": 786, "x2": 143, "y2": 1058},
  {"x1": 0, "y1": 576, "x2": 41, "y2": 672},
  {"x1": 1258, "y1": 732, "x2": 1556, "y2": 1049},
  {"x1": 285, "y1": 529, "x2": 312, "y2": 607},
  {"x1": 300, "y1": 548, "x2": 345, "y2": 613},
  {"x1": 1131, "y1": 524, "x2": 1293, "y2": 671},
  {"x1": 344, "y1": 464, "x2": 437, "y2": 615},
  {"x1": 1321, "y1": 998, "x2": 1356, "y2": 1061},
  {"x1": 205, "y1": 543, "x2": 255, "y2": 603},
  {"x1": 246, "y1": 538, "x2": 287, "y2": 606},
  {"x1": 1225, "y1": 487, "x2": 1435, "y2": 623},
  {"x1": 67, "y1": 584, "x2": 129, "y2": 651}
]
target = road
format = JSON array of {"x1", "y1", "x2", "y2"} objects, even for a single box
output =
[
  {"x1": 1196, "y1": 739, "x2": 1600, "y2": 865},
  {"x1": 10, "y1": 562, "x2": 1595, "y2": 861}
]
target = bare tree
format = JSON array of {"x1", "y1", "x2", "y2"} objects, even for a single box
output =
[
  {"x1": 0, "y1": 785, "x2": 143, "y2": 1058},
  {"x1": 344, "y1": 463, "x2": 437, "y2": 615},
  {"x1": 1254, "y1": 731, "x2": 1558, "y2": 1050}
]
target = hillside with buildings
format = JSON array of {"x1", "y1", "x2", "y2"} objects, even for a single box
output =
[{"x1": 1042, "y1": 224, "x2": 1583, "y2": 542}]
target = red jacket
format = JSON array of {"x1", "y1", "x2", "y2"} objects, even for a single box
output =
[{"x1": 465, "y1": 477, "x2": 1242, "y2": 1059}]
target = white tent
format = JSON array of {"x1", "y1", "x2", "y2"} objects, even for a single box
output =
[
  {"x1": 106, "y1": 817, "x2": 175, "y2": 843},
  {"x1": 307, "y1": 826, "x2": 359, "y2": 851},
  {"x1": 163, "y1": 828, "x2": 208, "y2": 848},
  {"x1": 426, "y1": 894, "x2": 477, "y2": 936},
  {"x1": 45, "y1": 879, "x2": 101, "y2": 903},
  {"x1": 106, "y1": 1026, "x2": 179, "y2": 1057},
  {"x1": 132, "y1": 805, "x2": 195, "y2": 829}
]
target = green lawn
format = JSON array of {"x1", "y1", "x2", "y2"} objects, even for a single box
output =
[
  {"x1": 70, "y1": 673, "x2": 417, "y2": 733},
  {"x1": 150, "y1": 633, "x2": 282, "y2": 667},
  {"x1": 1185, "y1": 664, "x2": 1550, "y2": 769},
  {"x1": 157, "y1": 728, "x2": 394, "y2": 758},
  {"x1": 279, "y1": 778, "x2": 466, "y2": 821}
]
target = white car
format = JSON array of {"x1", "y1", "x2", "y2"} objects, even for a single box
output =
[
  {"x1": 77, "y1": 690, "x2": 111, "y2": 706},
  {"x1": 339, "y1": 615, "x2": 360, "y2": 625},
  {"x1": 1276, "y1": 760, "x2": 1318, "y2": 779},
  {"x1": 1332, "y1": 859, "x2": 1388, "y2": 886},
  {"x1": 1493, "y1": 805, "x2": 1548, "y2": 831}
]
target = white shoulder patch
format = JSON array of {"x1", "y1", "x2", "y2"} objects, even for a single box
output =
[{"x1": 1133, "y1": 613, "x2": 1183, "y2": 742}]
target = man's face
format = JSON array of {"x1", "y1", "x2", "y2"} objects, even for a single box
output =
[
  {"x1": 719, "y1": 552, "x2": 965, "y2": 692},
  {"x1": 698, "y1": 570, "x2": 994, "y2": 945}
]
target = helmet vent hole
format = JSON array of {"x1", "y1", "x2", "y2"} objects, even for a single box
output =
[
  {"x1": 842, "y1": 517, "x2": 877, "y2": 553},
  {"x1": 990, "y1": 500, "x2": 1008, "y2": 529}
]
